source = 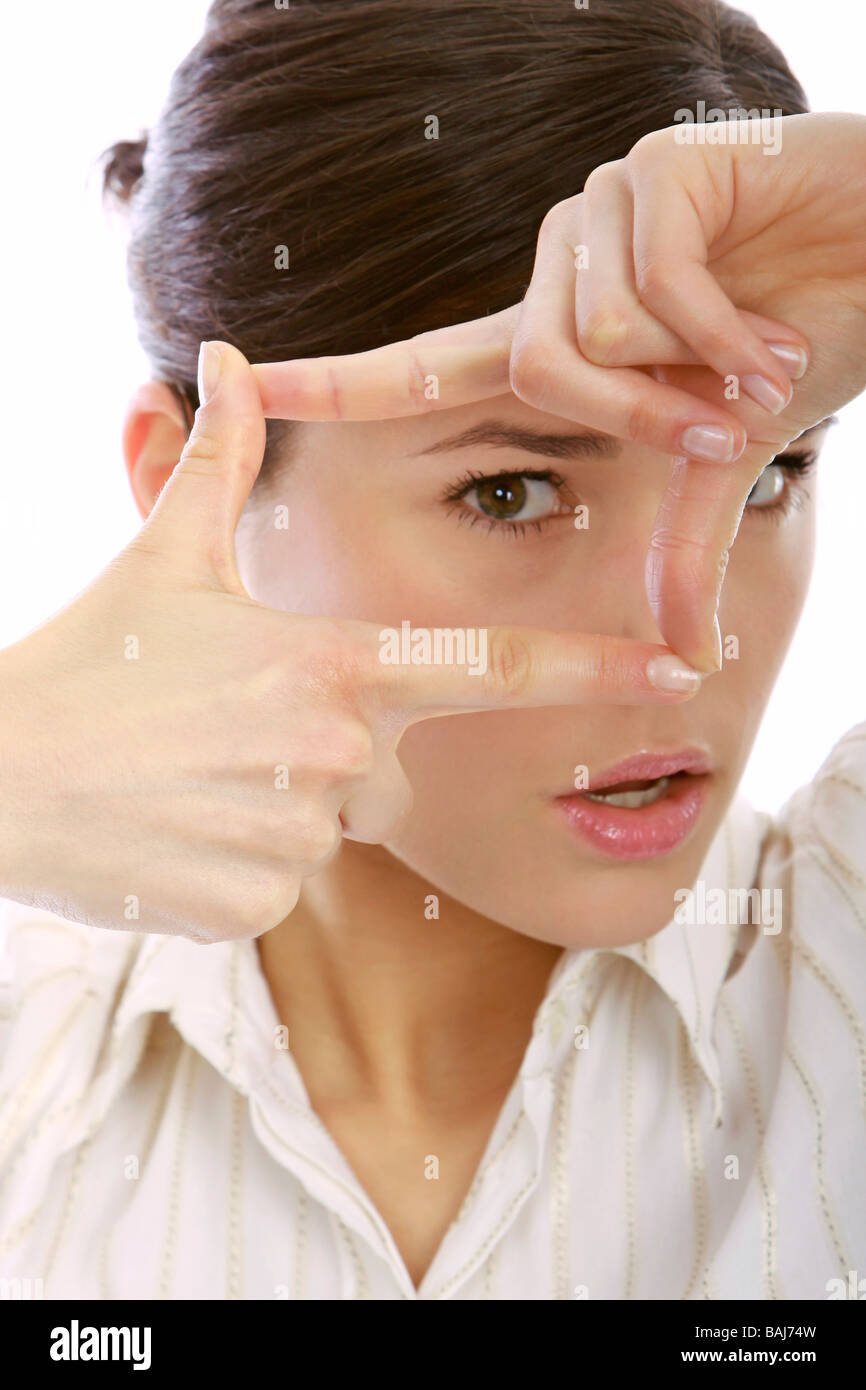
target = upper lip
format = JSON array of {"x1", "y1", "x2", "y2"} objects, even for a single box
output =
[{"x1": 574, "y1": 748, "x2": 713, "y2": 793}]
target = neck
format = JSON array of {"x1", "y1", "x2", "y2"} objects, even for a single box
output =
[{"x1": 256, "y1": 841, "x2": 564, "y2": 1117}]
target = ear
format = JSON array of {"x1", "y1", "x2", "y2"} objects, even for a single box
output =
[{"x1": 122, "y1": 381, "x2": 191, "y2": 520}]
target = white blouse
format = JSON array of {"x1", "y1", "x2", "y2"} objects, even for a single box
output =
[{"x1": 1, "y1": 724, "x2": 865, "y2": 1301}]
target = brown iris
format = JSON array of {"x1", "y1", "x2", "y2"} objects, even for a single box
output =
[{"x1": 474, "y1": 475, "x2": 527, "y2": 519}]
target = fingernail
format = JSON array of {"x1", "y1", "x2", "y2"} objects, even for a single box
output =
[
  {"x1": 740, "y1": 373, "x2": 791, "y2": 415},
  {"x1": 646, "y1": 654, "x2": 704, "y2": 694},
  {"x1": 679, "y1": 424, "x2": 738, "y2": 463},
  {"x1": 767, "y1": 342, "x2": 808, "y2": 380},
  {"x1": 197, "y1": 341, "x2": 222, "y2": 405}
]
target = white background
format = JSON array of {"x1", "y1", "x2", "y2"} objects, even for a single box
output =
[{"x1": 1, "y1": 0, "x2": 863, "y2": 813}]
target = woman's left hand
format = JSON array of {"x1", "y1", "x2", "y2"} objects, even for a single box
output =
[{"x1": 251, "y1": 111, "x2": 866, "y2": 671}]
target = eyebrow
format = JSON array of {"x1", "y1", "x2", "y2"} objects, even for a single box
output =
[
  {"x1": 410, "y1": 413, "x2": 839, "y2": 463},
  {"x1": 410, "y1": 419, "x2": 622, "y2": 462}
]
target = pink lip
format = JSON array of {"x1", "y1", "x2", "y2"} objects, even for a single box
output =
[
  {"x1": 584, "y1": 748, "x2": 712, "y2": 790},
  {"x1": 554, "y1": 748, "x2": 712, "y2": 860}
]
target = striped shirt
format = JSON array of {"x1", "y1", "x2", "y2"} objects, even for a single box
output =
[{"x1": 1, "y1": 723, "x2": 865, "y2": 1301}]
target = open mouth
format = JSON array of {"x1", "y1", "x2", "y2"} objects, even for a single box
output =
[
  {"x1": 582, "y1": 772, "x2": 682, "y2": 809},
  {"x1": 555, "y1": 752, "x2": 712, "y2": 860}
]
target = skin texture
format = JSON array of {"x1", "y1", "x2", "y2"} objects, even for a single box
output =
[
  {"x1": 254, "y1": 114, "x2": 866, "y2": 666},
  {"x1": 83, "y1": 114, "x2": 866, "y2": 1285},
  {"x1": 234, "y1": 396, "x2": 819, "y2": 948},
  {"x1": 125, "y1": 381, "x2": 824, "y2": 1287}
]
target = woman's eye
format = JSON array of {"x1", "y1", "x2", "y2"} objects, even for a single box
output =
[
  {"x1": 745, "y1": 462, "x2": 787, "y2": 509},
  {"x1": 452, "y1": 472, "x2": 567, "y2": 527},
  {"x1": 744, "y1": 451, "x2": 817, "y2": 515}
]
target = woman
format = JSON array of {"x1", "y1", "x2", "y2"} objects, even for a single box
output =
[{"x1": 1, "y1": 0, "x2": 864, "y2": 1300}]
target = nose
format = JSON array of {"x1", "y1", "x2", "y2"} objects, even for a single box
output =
[{"x1": 560, "y1": 494, "x2": 668, "y2": 648}]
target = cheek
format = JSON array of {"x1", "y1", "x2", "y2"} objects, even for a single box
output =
[
  {"x1": 707, "y1": 504, "x2": 815, "y2": 759},
  {"x1": 237, "y1": 480, "x2": 463, "y2": 620},
  {"x1": 386, "y1": 512, "x2": 816, "y2": 946},
  {"x1": 386, "y1": 707, "x2": 588, "y2": 939},
  {"x1": 721, "y1": 506, "x2": 814, "y2": 682},
  {"x1": 388, "y1": 706, "x2": 711, "y2": 948},
  {"x1": 236, "y1": 463, "x2": 659, "y2": 632},
  {"x1": 235, "y1": 488, "x2": 397, "y2": 616}
]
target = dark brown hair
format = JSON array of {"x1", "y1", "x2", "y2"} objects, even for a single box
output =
[{"x1": 103, "y1": 0, "x2": 808, "y2": 477}]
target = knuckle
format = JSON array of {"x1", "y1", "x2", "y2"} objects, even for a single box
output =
[
  {"x1": 627, "y1": 128, "x2": 666, "y2": 168},
  {"x1": 625, "y1": 393, "x2": 665, "y2": 445},
  {"x1": 537, "y1": 197, "x2": 574, "y2": 242},
  {"x1": 326, "y1": 722, "x2": 375, "y2": 781},
  {"x1": 634, "y1": 255, "x2": 677, "y2": 306},
  {"x1": 507, "y1": 343, "x2": 533, "y2": 401},
  {"x1": 483, "y1": 627, "x2": 533, "y2": 698},
  {"x1": 509, "y1": 339, "x2": 556, "y2": 406},
  {"x1": 292, "y1": 629, "x2": 362, "y2": 698},
  {"x1": 325, "y1": 364, "x2": 345, "y2": 420},
  {"x1": 577, "y1": 305, "x2": 632, "y2": 365},
  {"x1": 179, "y1": 428, "x2": 222, "y2": 468},
  {"x1": 237, "y1": 877, "x2": 301, "y2": 939},
  {"x1": 298, "y1": 621, "x2": 378, "y2": 700},
  {"x1": 250, "y1": 813, "x2": 296, "y2": 863},
  {"x1": 293, "y1": 812, "x2": 341, "y2": 866},
  {"x1": 181, "y1": 414, "x2": 265, "y2": 479},
  {"x1": 593, "y1": 638, "x2": 624, "y2": 694},
  {"x1": 405, "y1": 343, "x2": 431, "y2": 410},
  {"x1": 648, "y1": 530, "x2": 729, "y2": 597},
  {"x1": 649, "y1": 525, "x2": 715, "y2": 558},
  {"x1": 304, "y1": 643, "x2": 350, "y2": 690},
  {"x1": 247, "y1": 795, "x2": 341, "y2": 870},
  {"x1": 581, "y1": 161, "x2": 619, "y2": 199}
]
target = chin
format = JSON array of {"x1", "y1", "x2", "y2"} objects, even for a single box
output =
[
  {"x1": 503, "y1": 873, "x2": 701, "y2": 950},
  {"x1": 389, "y1": 831, "x2": 709, "y2": 950}
]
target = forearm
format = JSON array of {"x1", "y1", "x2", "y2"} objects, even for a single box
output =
[{"x1": 0, "y1": 635, "x2": 60, "y2": 905}]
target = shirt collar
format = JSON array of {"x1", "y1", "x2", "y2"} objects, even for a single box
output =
[{"x1": 79, "y1": 792, "x2": 771, "y2": 1135}]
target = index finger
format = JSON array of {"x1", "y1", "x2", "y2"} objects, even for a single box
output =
[
  {"x1": 644, "y1": 455, "x2": 748, "y2": 673},
  {"x1": 365, "y1": 623, "x2": 707, "y2": 725},
  {"x1": 642, "y1": 362, "x2": 798, "y2": 670},
  {"x1": 251, "y1": 307, "x2": 518, "y2": 420}
]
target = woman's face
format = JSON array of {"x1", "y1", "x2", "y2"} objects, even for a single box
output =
[{"x1": 234, "y1": 391, "x2": 822, "y2": 948}]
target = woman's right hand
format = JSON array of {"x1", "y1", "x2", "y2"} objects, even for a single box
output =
[
  {"x1": 253, "y1": 112, "x2": 866, "y2": 672},
  {"x1": 0, "y1": 343, "x2": 703, "y2": 943}
]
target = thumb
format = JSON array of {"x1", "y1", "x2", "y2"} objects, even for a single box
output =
[{"x1": 143, "y1": 341, "x2": 267, "y2": 585}]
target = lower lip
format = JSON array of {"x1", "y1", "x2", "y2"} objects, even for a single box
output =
[{"x1": 555, "y1": 775, "x2": 709, "y2": 860}]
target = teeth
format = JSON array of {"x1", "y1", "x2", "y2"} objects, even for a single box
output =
[{"x1": 584, "y1": 776, "x2": 671, "y2": 808}]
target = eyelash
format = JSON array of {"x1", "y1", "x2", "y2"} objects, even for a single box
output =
[
  {"x1": 442, "y1": 453, "x2": 818, "y2": 537},
  {"x1": 747, "y1": 450, "x2": 817, "y2": 523},
  {"x1": 442, "y1": 467, "x2": 572, "y2": 539}
]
